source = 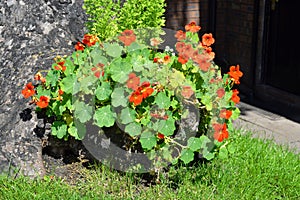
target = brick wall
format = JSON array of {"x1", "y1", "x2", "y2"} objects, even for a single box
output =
[{"x1": 165, "y1": 0, "x2": 200, "y2": 30}]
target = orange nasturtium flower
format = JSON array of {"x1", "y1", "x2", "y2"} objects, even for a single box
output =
[
  {"x1": 216, "y1": 88, "x2": 225, "y2": 98},
  {"x1": 118, "y1": 30, "x2": 136, "y2": 46},
  {"x1": 202, "y1": 33, "x2": 215, "y2": 47},
  {"x1": 181, "y1": 86, "x2": 194, "y2": 99},
  {"x1": 129, "y1": 91, "x2": 144, "y2": 106},
  {"x1": 185, "y1": 21, "x2": 201, "y2": 33},
  {"x1": 175, "y1": 30, "x2": 186, "y2": 41},
  {"x1": 127, "y1": 73, "x2": 140, "y2": 90},
  {"x1": 231, "y1": 89, "x2": 240, "y2": 104},
  {"x1": 219, "y1": 109, "x2": 232, "y2": 119},
  {"x1": 34, "y1": 72, "x2": 46, "y2": 83},
  {"x1": 82, "y1": 34, "x2": 99, "y2": 47},
  {"x1": 75, "y1": 41, "x2": 85, "y2": 51},
  {"x1": 36, "y1": 96, "x2": 50, "y2": 109},
  {"x1": 213, "y1": 123, "x2": 229, "y2": 142},
  {"x1": 157, "y1": 133, "x2": 165, "y2": 139},
  {"x1": 22, "y1": 82, "x2": 35, "y2": 98},
  {"x1": 54, "y1": 61, "x2": 66, "y2": 72},
  {"x1": 228, "y1": 65, "x2": 243, "y2": 84}
]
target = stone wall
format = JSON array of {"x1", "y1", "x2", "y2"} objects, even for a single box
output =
[{"x1": 0, "y1": 0, "x2": 87, "y2": 177}]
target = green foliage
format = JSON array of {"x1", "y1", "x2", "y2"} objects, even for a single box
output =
[
  {"x1": 22, "y1": 21, "x2": 243, "y2": 170},
  {"x1": 83, "y1": 0, "x2": 166, "y2": 41}
]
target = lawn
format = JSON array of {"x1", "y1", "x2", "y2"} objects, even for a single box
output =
[{"x1": 1, "y1": 129, "x2": 299, "y2": 200}]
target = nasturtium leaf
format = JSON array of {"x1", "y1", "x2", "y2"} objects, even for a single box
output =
[
  {"x1": 218, "y1": 146, "x2": 228, "y2": 159},
  {"x1": 104, "y1": 42, "x2": 123, "y2": 58},
  {"x1": 125, "y1": 122, "x2": 142, "y2": 137},
  {"x1": 202, "y1": 149, "x2": 215, "y2": 160},
  {"x1": 95, "y1": 82, "x2": 112, "y2": 101},
  {"x1": 63, "y1": 58, "x2": 75, "y2": 76},
  {"x1": 155, "y1": 92, "x2": 171, "y2": 109},
  {"x1": 158, "y1": 118, "x2": 176, "y2": 136},
  {"x1": 199, "y1": 135, "x2": 211, "y2": 149},
  {"x1": 51, "y1": 101, "x2": 66, "y2": 116},
  {"x1": 68, "y1": 126, "x2": 78, "y2": 138},
  {"x1": 46, "y1": 69, "x2": 60, "y2": 87},
  {"x1": 187, "y1": 137, "x2": 202, "y2": 152},
  {"x1": 79, "y1": 75, "x2": 98, "y2": 95},
  {"x1": 231, "y1": 107, "x2": 241, "y2": 120},
  {"x1": 201, "y1": 95, "x2": 213, "y2": 111},
  {"x1": 60, "y1": 74, "x2": 77, "y2": 94},
  {"x1": 35, "y1": 85, "x2": 51, "y2": 98},
  {"x1": 94, "y1": 105, "x2": 116, "y2": 127},
  {"x1": 140, "y1": 131, "x2": 157, "y2": 150},
  {"x1": 51, "y1": 121, "x2": 67, "y2": 139},
  {"x1": 120, "y1": 107, "x2": 135, "y2": 124},
  {"x1": 73, "y1": 120, "x2": 86, "y2": 139},
  {"x1": 111, "y1": 87, "x2": 127, "y2": 107},
  {"x1": 110, "y1": 59, "x2": 132, "y2": 83},
  {"x1": 227, "y1": 143, "x2": 235, "y2": 154},
  {"x1": 73, "y1": 101, "x2": 93, "y2": 123},
  {"x1": 180, "y1": 149, "x2": 194, "y2": 164},
  {"x1": 90, "y1": 49, "x2": 107, "y2": 66}
]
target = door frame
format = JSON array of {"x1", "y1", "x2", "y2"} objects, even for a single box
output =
[{"x1": 254, "y1": 0, "x2": 300, "y2": 122}]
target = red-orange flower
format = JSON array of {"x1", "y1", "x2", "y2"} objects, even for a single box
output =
[
  {"x1": 157, "y1": 133, "x2": 165, "y2": 139},
  {"x1": 82, "y1": 34, "x2": 99, "y2": 47},
  {"x1": 127, "y1": 73, "x2": 140, "y2": 90},
  {"x1": 91, "y1": 63, "x2": 105, "y2": 78},
  {"x1": 217, "y1": 88, "x2": 225, "y2": 98},
  {"x1": 75, "y1": 42, "x2": 85, "y2": 51},
  {"x1": 34, "y1": 72, "x2": 46, "y2": 83},
  {"x1": 36, "y1": 96, "x2": 50, "y2": 109},
  {"x1": 22, "y1": 82, "x2": 35, "y2": 98},
  {"x1": 178, "y1": 56, "x2": 188, "y2": 64},
  {"x1": 202, "y1": 33, "x2": 215, "y2": 47},
  {"x1": 231, "y1": 89, "x2": 240, "y2": 104},
  {"x1": 181, "y1": 86, "x2": 194, "y2": 99},
  {"x1": 196, "y1": 54, "x2": 211, "y2": 72},
  {"x1": 185, "y1": 21, "x2": 201, "y2": 33},
  {"x1": 118, "y1": 30, "x2": 136, "y2": 46},
  {"x1": 213, "y1": 123, "x2": 229, "y2": 142},
  {"x1": 175, "y1": 30, "x2": 186, "y2": 41},
  {"x1": 129, "y1": 91, "x2": 143, "y2": 106},
  {"x1": 150, "y1": 38, "x2": 162, "y2": 47},
  {"x1": 54, "y1": 61, "x2": 66, "y2": 72},
  {"x1": 228, "y1": 65, "x2": 243, "y2": 84},
  {"x1": 219, "y1": 109, "x2": 232, "y2": 119}
]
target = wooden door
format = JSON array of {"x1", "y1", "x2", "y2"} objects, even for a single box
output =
[{"x1": 265, "y1": 0, "x2": 300, "y2": 95}]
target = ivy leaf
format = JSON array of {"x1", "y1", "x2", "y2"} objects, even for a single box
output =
[
  {"x1": 155, "y1": 92, "x2": 171, "y2": 109},
  {"x1": 73, "y1": 101, "x2": 93, "y2": 123},
  {"x1": 111, "y1": 87, "x2": 128, "y2": 107},
  {"x1": 140, "y1": 131, "x2": 157, "y2": 150},
  {"x1": 180, "y1": 149, "x2": 194, "y2": 164},
  {"x1": 94, "y1": 105, "x2": 116, "y2": 127},
  {"x1": 158, "y1": 118, "x2": 176, "y2": 136},
  {"x1": 120, "y1": 107, "x2": 135, "y2": 124},
  {"x1": 95, "y1": 82, "x2": 112, "y2": 101},
  {"x1": 125, "y1": 122, "x2": 142, "y2": 137},
  {"x1": 109, "y1": 58, "x2": 132, "y2": 83},
  {"x1": 104, "y1": 42, "x2": 123, "y2": 58},
  {"x1": 187, "y1": 137, "x2": 202, "y2": 152}
]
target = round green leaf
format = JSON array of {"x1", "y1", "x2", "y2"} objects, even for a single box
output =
[
  {"x1": 95, "y1": 82, "x2": 112, "y2": 101},
  {"x1": 94, "y1": 105, "x2": 116, "y2": 127},
  {"x1": 125, "y1": 122, "x2": 142, "y2": 137},
  {"x1": 180, "y1": 149, "x2": 194, "y2": 164},
  {"x1": 140, "y1": 131, "x2": 157, "y2": 150}
]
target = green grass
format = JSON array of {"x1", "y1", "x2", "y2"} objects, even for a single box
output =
[{"x1": 1, "y1": 130, "x2": 299, "y2": 200}]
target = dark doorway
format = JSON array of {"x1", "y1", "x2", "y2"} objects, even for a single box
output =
[{"x1": 265, "y1": 0, "x2": 300, "y2": 95}]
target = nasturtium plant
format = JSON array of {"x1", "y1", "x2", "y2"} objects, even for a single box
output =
[{"x1": 22, "y1": 21, "x2": 243, "y2": 170}]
